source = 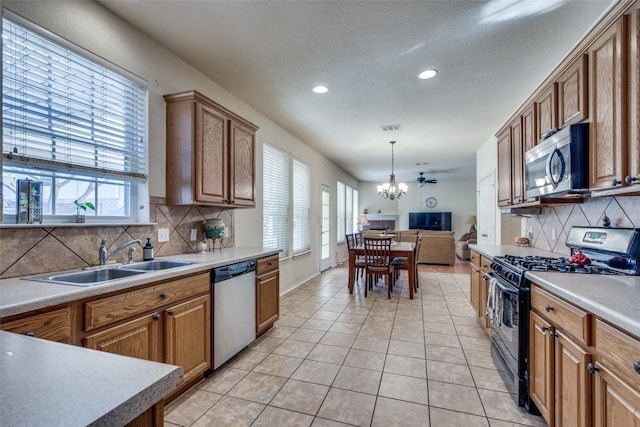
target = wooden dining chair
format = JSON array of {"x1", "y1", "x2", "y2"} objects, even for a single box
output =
[
  {"x1": 346, "y1": 233, "x2": 365, "y2": 281},
  {"x1": 363, "y1": 236, "x2": 394, "y2": 298},
  {"x1": 354, "y1": 232, "x2": 363, "y2": 246},
  {"x1": 391, "y1": 233, "x2": 422, "y2": 293}
]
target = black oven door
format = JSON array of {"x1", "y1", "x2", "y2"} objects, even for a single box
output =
[{"x1": 489, "y1": 276, "x2": 520, "y2": 379}]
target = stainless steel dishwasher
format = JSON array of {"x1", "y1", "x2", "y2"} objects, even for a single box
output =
[{"x1": 212, "y1": 259, "x2": 257, "y2": 370}]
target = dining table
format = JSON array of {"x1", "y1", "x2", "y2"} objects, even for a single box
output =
[{"x1": 348, "y1": 241, "x2": 417, "y2": 299}]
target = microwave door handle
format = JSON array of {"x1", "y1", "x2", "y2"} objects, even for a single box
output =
[{"x1": 546, "y1": 148, "x2": 564, "y2": 188}]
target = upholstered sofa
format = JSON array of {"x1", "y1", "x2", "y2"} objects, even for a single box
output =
[
  {"x1": 454, "y1": 232, "x2": 477, "y2": 261},
  {"x1": 363, "y1": 229, "x2": 456, "y2": 265}
]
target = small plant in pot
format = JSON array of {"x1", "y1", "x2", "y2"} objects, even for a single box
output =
[{"x1": 73, "y1": 199, "x2": 95, "y2": 223}]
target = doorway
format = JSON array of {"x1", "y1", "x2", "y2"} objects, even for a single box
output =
[
  {"x1": 478, "y1": 172, "x2": 496, "y2": 245},
  {"x1": 320, "y1": 185, "x2": 331, "y2": 271}
]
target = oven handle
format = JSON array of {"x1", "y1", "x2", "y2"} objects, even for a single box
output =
[{"x1": 487, "y1": 273, "x2": 519, "y2": 295}]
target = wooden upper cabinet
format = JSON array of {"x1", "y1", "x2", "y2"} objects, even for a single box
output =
[
  {"x1": 589, "y1": 16, "x2": 628, "y2": 190},
  {"x1": 628, "y1": 3, "x2": 640, "y2": 186},
  {"x1": 535, "y1": 83, "x2": 559, "y2": 142},
  {"x1": 558, "y1": 54, "x2": 589, "y2": 127},
  {"x1": 164, "y1": 90, "x2": 258, "y2": 206},
  {"x1": 522, "y1": 103, "x2": 538, "y2": 202},
  {"x1": 511, "y1": 117, "x2": 525, "y2": 205},
  {"x1": 496, "y1": 127, "x2": 512, "y2": 206}
]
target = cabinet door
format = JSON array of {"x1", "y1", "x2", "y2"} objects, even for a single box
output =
[
  {"x1": 555, "y1": 330, "x2": 592, "y2": 427},
  {"x1": 629, "y1": 4, "x2": 640, "y2": 186},
  {"x1": 469, "y1": 264, "x2": 480, "y2": 315},
  {"x1": 196, "y1": 102, "x2": 228, "y2": 203},
  {"x1": 511, "y1": 117, "x2": 525, "y2": 205},
  {"x1": 497, "y1": 128, "x2": 512, "y2": 206},
  {"x1": 165, "y1": 294, "x2": 211, "y2": 385},
  {"x1": 530, "y1": 311, "x2": 555, "y2": 425},
  {"x1": 536, "y1": 84, "x2": 558, "y2": 141},
  {"x1": 522, "y1": 103, "x2": 538, "y2": 202},
  {"x1": 479, "y1": 273, "x2": 490, "y2": 330},
  {"x1": 589, "y1": 17, "x2": 627, "y2": 190},
  {"x1": 256, "y1": 270, "x2": 280, "y2": 337},
  {"x1": 594, "y1": 362, "x2": 640, "y2": 427},
  {"x1": 84, "y1": 313, "x2": 161, "y2": 362},
  {"x1": 558, "y1": 54, "x2": 589, "y2": 128},
  {"x1": 229, "y1": 120, "x2": 256, "y2": 207},
  {"x1": 1, "y1": 307, "x2": 72, "y2": 343}
]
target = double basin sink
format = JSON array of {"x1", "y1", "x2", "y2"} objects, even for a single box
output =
[{"x1": 28, "y1": 260, "x2": 193, "y2": 287}]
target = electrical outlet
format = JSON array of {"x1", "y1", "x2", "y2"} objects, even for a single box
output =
[
  {"x1": 190, "y1": 229, "x2": 197, "y2": 241},
  {"x1": 158, "y1": 228, "x2": 170, "y2": 242},
  {"x1": 551, "y1": 227, "x2": 557, "y2": 241}
]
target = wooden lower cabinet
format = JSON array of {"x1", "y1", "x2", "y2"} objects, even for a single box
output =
[
  {"x1": 469, "y1": 251, "x2": 490, "y2": 332},
  {"x1": 256, "y1": 270, "x2": 279, "y2": 337},
  {"x1": 593, "y1": 362, "x2": 640, "y2": 427},
  {"x1": 555, "y1": 330, "x2": 592, "y2": 427},
  {"x1": 164, "y1": 294, "x2": 211, "y2": 385},
  {"x1": 84, "y1": 313, "x2": 161, "y2": 362},
  {"x1": 530, "y1": 310, "x2": 555, "y2": 424},
  {"x1": 1, "y1": 306, "x2": 72, "y2": 343},
  {"x1": 470, "y1": 263, "x2": 480, "y2": 314}
]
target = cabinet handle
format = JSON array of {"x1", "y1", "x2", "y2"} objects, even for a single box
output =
[
  {"x1": 587, "y1": 363, "x2": 600, "y2": 374},
  {"x1": 230, "y1": 200, "x2": 235, "y2": 204},
  {"x1": 626, "y1": 176, "x2": 638, "y2": 184},
  {"x1": 24, "y1": 331, "x2": 35, "y2": 337},
  {"x1": 611, "y1": 179, "x2": 622, "y2": 187},
  {"x1": 152, "y1": 313, "x2": 160, "y2": 321},
  {"x1": 540, "y1": 325, "x2": 549, "y2": 333},
  {"x1": 545, "y1": 305, "x2": 554, "y2": 312},
  {"x1": 167, "y1": 309, "x2": 174, "y2": 316},
  {"x1": 223, "y1": 199, "x2": 229, "y2": 204},
  {"x1": 160, "y1": 292, "x2": 168, "y2": 299},
  {"x1": 634, "y1": 361, "x2": 640, "y2": 374}
]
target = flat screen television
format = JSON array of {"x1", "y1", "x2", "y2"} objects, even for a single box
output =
[{"x1": 409, "y1": 212, "x2": 452, "y2": 231}]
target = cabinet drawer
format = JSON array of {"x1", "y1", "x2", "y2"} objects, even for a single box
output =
[
  {"x1": 470, "y1": 251, "x2": 481, "y2": 267},
  {"x1": 85, "y1": 272, "x2": 210, "y2": 331},
  {"x1": 531, "y1": 285, "x2": 591, "y2": 346},
  {"x1": 595, "y1": 319, "x2": 640, "y2": 390},
  {"x1": 480, "y1": 256, "x2": 492, "y2": 273},
  {"x1": 1, "y1": 306, "x2": 72, "y2": 343},
  {"x1": 256, "y1": 255, "x2": 279, "y2": 275}
]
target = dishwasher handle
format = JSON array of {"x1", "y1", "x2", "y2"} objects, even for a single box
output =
[{"x1": 213, "y1": 259, "x2": 256, "y2": 283}]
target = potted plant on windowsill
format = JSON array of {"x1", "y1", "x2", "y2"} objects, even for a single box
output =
[{"x1": 73, "y1": 199, "x2": 95, "y2": 223}]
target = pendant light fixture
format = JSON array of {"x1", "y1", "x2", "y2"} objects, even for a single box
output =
[{"x1": 377, "y1": 141, "x2": 407, "y2": 200}]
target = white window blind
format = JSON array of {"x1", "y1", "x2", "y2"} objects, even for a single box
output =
[
  {"x1": 337, "y1": 182, "x2": 345, "y2": 242},
  {"x1": 263, "y1": 144, "x2": 289, "y2": 258},
  {"x1": 292, "y1": 159, "x2": 310, "y2": 254},
  {"x1": 352, "y1": 189, "x2": 359, "y2": 232},
  {"x1": 345, "y1": 186, "x2": 353, "y2": 235},
  {"x1": 2, "y1": 16, "x2": 147, "y2": 181}
]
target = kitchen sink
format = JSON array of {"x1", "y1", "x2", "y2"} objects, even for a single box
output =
[
  {"x1": 30, "y1": 268, "x2": 146, "y2": 287},
  {"x1": 119, "y1": 260, "x2": 193, "y2": 271},
  {"x1": 26, "y1": 259, "x2": 194, "y2": 287}
]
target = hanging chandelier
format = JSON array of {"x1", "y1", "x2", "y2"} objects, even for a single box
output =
[{"x1": 377, "y1": 141, "x2": 408, "y2": 200}]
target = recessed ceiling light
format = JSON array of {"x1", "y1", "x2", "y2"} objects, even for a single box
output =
[
  {"x1": 312, "y1": 85, "x2": 329, "y2": 94},
  {"x1": 418, "y1": 69, "x2": 437, "y2": 80}
]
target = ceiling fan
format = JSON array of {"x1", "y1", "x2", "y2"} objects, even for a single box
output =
[{"x1": 416, "y1": 172, "x2": 437, "y2": 187}]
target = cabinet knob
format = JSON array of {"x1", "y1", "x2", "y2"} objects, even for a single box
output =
[
  {"x1": 611, "y1": 179, "x2": 622, "y2": 187},
  {"x1": 230, "y1": 200, "x2": 235, "y2": 204},
  {"x1": 541, "y1": 325, "x2": 549, "y2": 333},
  {"x1": 167, "y1": 309, "x2": 174, "y2": 316},
  {"x1": 587, "y1": 363, "x2": 600, "y2": 374},
  {"x1": 634, "y1": 361, "x2": 640, "y2": 374},
  {"x1": 625, "y1": 176, "x2": 638, "y2": 184},
  {"x1": 24, "y1": 331, "x2": 35, "y2": 337},
  {"x1": 545, "y1": 305, "x2": 554, "y2": 312},
  {"x1": 160, "y1": 292, "x2": 168, "y2": 299},
  {"x1": 152, "y1": 313, "x2": 160, "y2": 321}
]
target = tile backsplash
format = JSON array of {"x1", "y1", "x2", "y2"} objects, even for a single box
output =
[
  {"x1": 523, "y1": 196, "x2": 640, "y2": 255},
  {"x1": 0, "y1": 198, "x2": 234, "y2": 279}
]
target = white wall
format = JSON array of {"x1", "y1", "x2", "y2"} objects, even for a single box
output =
[
  {"x1": 359, "y1": 180, "x2": 477, "y2": 239},
  {"x1": 476, "y1": 136, "x2": 504, "y2": 244},
  {"x1": 5, "y1": 0, "x2": 359, "y2": 294}
]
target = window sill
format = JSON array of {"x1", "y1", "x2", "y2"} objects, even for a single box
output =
[{"x1": 0, "y1": 222, "x2": 157, "y2": 229}]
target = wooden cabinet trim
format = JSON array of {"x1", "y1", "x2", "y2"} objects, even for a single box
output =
[
  {"x1": 595, "y1": 318, "x2": 640, "y2": 390},
  {"x1": 531, "y1": 285, "x2": 591, "y2": 346}
]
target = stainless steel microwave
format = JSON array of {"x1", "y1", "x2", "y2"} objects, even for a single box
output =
[{"x1": 525, "y1": 123, "x2": 589, "y2": 198}]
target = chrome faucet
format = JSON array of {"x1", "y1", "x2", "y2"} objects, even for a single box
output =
[{"x1": 99, "y1": 239, "x2": 142, "y2": 265}]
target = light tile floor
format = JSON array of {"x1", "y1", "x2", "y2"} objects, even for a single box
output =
[{"x1": 165, "y1": 265, "x2": 547, "y2": 427}]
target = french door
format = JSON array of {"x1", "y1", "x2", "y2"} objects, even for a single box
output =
[{"x1": 320, "y1": 185, "x2": 331, "y2": 271}]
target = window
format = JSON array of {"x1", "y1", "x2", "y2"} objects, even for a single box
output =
[
  {"x1": 2, "y1": 14, "x2": 148, "y2": 222},
  {"x1": 336, "y1": 181, "x2": 358, "y2": 242},
  {"x1": 292, "y1": 160, "x2": 310, "y2": 254},
  {"x1": 262, "y1": 144, "x2": 311, "y2": 258},
  {"x1": 263, "y1": 144, "x2": 289, "y2": 258}
]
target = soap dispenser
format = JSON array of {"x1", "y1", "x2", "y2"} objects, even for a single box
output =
[{"x1": 143, "y1": 237, "x2": 154, "y2": 261}]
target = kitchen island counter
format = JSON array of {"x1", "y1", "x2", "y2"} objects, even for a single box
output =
[{"x1": 0, "y1": 330, "x2": 182, "y2": 426}]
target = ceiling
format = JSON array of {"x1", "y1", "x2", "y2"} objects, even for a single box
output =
[{"x1": 99, "y1": 0, "x2": 613, "y2": 184}]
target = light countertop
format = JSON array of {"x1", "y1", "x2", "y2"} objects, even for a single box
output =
[
  {"x1": 0, "y1": 247, "x2": 279, "y2": 318},
  {"x1": 470, "y1": 244, "x2": 640, "y2": 339},
  {"x1": 0, "y1": 330, "x2": 183, "y2": 426}
]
